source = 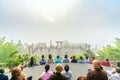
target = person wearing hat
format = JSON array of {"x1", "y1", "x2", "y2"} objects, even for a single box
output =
[
  {"x1": 0, "y1": 68, "x2": 8, "y2": 80},
  {"x1": 86, "y1": 60, "x2": 108, "y2": 80},
  {"x1": 109, "y1": 67, "x2": 120, "y2": 80},
  {"x1": 71, "y1": 55, "x2": 77, "y2": 63},
  {"x1": 49, "y1": 64, "x2": 67, "y2": 80}
]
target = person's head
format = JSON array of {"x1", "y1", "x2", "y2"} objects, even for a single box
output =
[
  {"x1": 11, "y1": 67, "x2": 21, "y2": 78},
  {"x1": 41, "y1": 55, "x2": 44, "y2": 59},
  {"x1": 64, "y1": 64, "x2": 69, "y2": 72},
  {"x1": 48, "y1": 54, "x2": 52, "y2": 59},
  {"x1": 92, "y1": 60, "x2": 101, "y2": 69},
  {"x1": 105, "y1": 59, "x2": 109, "y2": 62},
  {"x1": 91, "y1": 57, "x2": 95, "y2": 60},
  {"x1": 0, "y1": 69, "x2": 5, "y2": 74},
  {"x1": 45, "y1": 64, "x2": 50, "y2": 72},
  {"x1": 64, "y1": 55, "x2": 68, "y2": 58},
  {"x1": 57, "y1": 55, "x2": 60, "y2": 59},
  {"x1": 115, "y1": 67, "x2": 120, "y2": 73},
  {"x1": 55, "y1": 64, "x2": 63, "y2": 73},
  {"x1": 80, "y1": 56, "x2": 83, "y2": 60},
  {"x1": 85, "y1": 56, "x2": 88, "y2": 59},
  {"x1": 72, "y1": 55, "x2": 76, "y2": 59}
]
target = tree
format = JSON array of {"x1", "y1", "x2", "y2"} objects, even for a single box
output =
[{"x1": 97, "y1": 38, "x2": 120, "y2": 61}]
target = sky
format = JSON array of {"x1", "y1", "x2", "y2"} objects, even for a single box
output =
[{"x1": 0, "y1": 0, "x2": 120, "y2": 49}]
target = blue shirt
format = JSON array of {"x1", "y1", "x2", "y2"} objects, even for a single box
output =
[
  {"x1": 0, "y1": 74, "x2": 8, "y2": 80},
  {"x1": 55, "y1": 58, "x2": 62, "y2": 63},
  {"x1": 63, "y1": 58, "x2": 69, "y2": 63}
]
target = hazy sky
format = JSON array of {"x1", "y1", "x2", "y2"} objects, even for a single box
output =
[{"x1": 0, "y1": 0, "x2": 120, "y2": 49}]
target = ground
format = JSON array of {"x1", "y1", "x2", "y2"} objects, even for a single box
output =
[{"x1": 8, "y1": 63, "x2": 112, "y2": 80}]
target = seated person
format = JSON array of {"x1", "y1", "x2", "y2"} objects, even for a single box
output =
[
  {"x1": 62, "y1": 64, "x2": 72, "y2": 80},
  {"x1": 109, "y1": 67, "x2": 120, "y2": 80},
  {"x1": 63, "y1": 55, "x2": 69, "y2": 63},
  {"x1": 90, "y1": 57, "x2": 95, "y2": 64},
  {"x1": 29, "y1": 56, "x2": 36, "y2": 67},
  {"x1": 47, "y1": 54, "x2": 54, "y2": 64},
  {"x1": 38, "y1": 64, "x2": 53, "y2": 80},
  {"x1": 55, "y1": 55, "x2": 62, "y2": 63},
  {"x1": 0, "y1": 68, "x2": 8, "y2": 80},
  {"x1": 49, "y1": 64, "x2": 68, "y2": 80},
  {"x1": 78, "y1": 56, "x2": 84, "y2": 64},
  {"x1": 84, "y1": 56, "x2": 90, "y2": 63},
  {"x1": 40, "y1": 55, "x2": 46, "y2": 65},
  {"x1": 86, "y1": 60, "x2": 108, "y2": 80},
  {"x1": 102, "y1": 59, "x2": 110, "y2": 67},
  {"x1": 71, "y1": 55, "x2": 77, "y2": 63}
]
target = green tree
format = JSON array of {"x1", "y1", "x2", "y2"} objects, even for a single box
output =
[{"x1": 98, "y1": 38, "x2": 120, "y2": 61}]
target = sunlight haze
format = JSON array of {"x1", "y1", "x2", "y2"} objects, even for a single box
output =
[{"x1": 0, "y1": 0, "x2": 120, "y2": 49}]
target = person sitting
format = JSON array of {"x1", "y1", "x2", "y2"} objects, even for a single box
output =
[
  {"x1": 55, "y1": 55, "x2": 62, "y2": 63},
  {"x1": 10, "y1": 67, "x2": 21, "y2": 80},
  {"x1": 49, "y1": 64, "x2": 67, "y2": 80},
  {"x1": 84, "y1": 56, "x2": 90, "y2": 63},
  {"x1": 63, "y1": 55, "x2": 69, "y2": 63},
  {"x1": 47, "y1": 54, "x2": 54, "y2": 64},
  {"x1": 0, "y1": 68, "x2": 8, "y2": 80},
  {"x1": 29, "y1": 57, "x2": 36, "y2": 67},
  {"x1": 109, "y1": 67, "x2": 120, "y2": 80},
  {"x1": 90, "y1": 57, "x2": 95, "y2": 64},
  {"x1": 102, "y1": 59, "x2": 110, "y2": 67},
  {"x1": 62, "y1": 64, "x2": 72, "y2": 80},
  {"x1": 78, "y1": 56, "x2": 84, "y2": 64},
  {"x1": 86, "y1": 60, "x2": 108, "y2": 80},
  {"x1": 71, "y1": 55, "x2": 77, "y2": 63},
  {"x1": 40, "y1": 55, "x2": 46, "y2": 65},
  {"x1": 38, "y1": 64, "x2": 53, "y2": 80}
]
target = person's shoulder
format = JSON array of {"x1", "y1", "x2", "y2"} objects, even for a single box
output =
[
  {"x1": 88, "y1": 70, "x2": 95, "y2": 74},
  {"x1": 69, "y1": 71, "x2": 72, "y2": 74}
]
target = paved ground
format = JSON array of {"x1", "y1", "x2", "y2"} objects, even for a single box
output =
[{"x1": 8, "y1": 63, "x2": 113, "y2": 80}]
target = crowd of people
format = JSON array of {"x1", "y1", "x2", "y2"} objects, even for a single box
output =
[
  {"x1": 0, "y1": 54, "x2": 120, "y2": 80},
  {"x1": 29, "y1": 54, "x2": 98, "y2": 66}
]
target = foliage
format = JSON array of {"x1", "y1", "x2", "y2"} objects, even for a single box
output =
[
  {"x1": 98, "y1": 38, "x2": 120, "y2": 61},
  {"x1": 84, "y1": 50, "x2": 95, "y2": 58},
  {"x1": 32, "y1": 55, "x2": 40, "y2": 63},
  {"x1": 0, "y1": 37, "x2": 19, "y2": 63}
]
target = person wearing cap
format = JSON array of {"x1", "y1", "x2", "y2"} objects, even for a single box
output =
[
  {"x1": 49, "y1": 64, "x2": 67, "y2": 80},
  {"x1": 86, "y1": 60, "x2": 108, "y2": 80},
  {"x1": 71, "y1": 55, "x2": 77, "y2": 63},
  {"x1": 0, "y1": 68, "x2": 8, "y2": 80},
  {"x1": 109, "y1": 67, "x2": 120, "y2": 80}
]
